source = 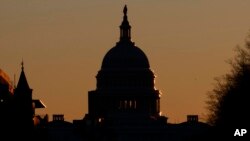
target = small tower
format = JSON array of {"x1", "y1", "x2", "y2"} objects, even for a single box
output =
[
  {"x1": 119, "y1": 5, "x2": 131, "y2": 42},
  {"x1": 14, "y1": 61, "x2": 34, "y2": 131}
]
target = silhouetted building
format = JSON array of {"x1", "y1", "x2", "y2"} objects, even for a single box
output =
[
  {"x1": 13, "y1": 62, "x2": 34, "y2": 133},
  {"x1": 43, "y1": 114, "x2": 82, "y2": 141},
  {"x1": 0, "y1": 68, "x2": 14, "y2": 134},
  {"x1": 88, "y1": 4, "x2": 161, "y2": 124},
  {"x1": 77, "y1": 5, "x2": 167, "y2": 141},
  {"x1": 74, "y1": 5, "x2": 211, "y2": 141},
  {"x1": 1, "y1": 5, "x2": 212, "y2": 141},
  {"x1": 176, "y1": 115, "x2": 211, "y2": 141},
  {"x1": 0, "y1": 63, "x2": 46, "y2": 139}
]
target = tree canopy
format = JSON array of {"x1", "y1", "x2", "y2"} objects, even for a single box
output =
[{"x1": 207, "y1": 34, "x2": 250, "y2": 129}]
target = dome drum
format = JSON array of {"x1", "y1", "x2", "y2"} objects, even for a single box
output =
[{"x1": 96, "y1": 69, "x2": 155, "y2": 90}]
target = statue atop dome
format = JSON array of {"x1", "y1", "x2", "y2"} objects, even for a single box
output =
[
  {"x1": 119, "y1": 5, "x2": 131, "y2": 42},
  {"x1": 123, "y1": 5, "x2": 127, "y2": 15}
]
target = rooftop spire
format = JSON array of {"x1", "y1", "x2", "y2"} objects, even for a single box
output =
[
  {"x1": 21, "y1": 59, "x2": 24, "y2": 71},
  {"x1": 16, "y1": 61, "x2": 30, "y2": 90},
  {"x1": 119, "y1": 5, "x2": 131, "y2": 42}
]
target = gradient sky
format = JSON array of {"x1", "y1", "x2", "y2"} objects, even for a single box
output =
[{"x1": 1, "y1": 0, "x2": 250, "y2": 123}]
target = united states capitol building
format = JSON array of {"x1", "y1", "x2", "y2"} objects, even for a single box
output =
[{"x1": 0, "y1": 6, "x2": 210, "y2": 141}]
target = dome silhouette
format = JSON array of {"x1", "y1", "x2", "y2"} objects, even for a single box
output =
[
  {"x1": 101, "y1": 42, "x2": 150, "y2": 69},
  {"x1": 101, "y1": 5, "x2": 149, "y2": 69}
]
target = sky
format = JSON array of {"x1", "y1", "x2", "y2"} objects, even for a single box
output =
[{"x1": 1, "y1": 0, "x2": 250, "y2": 123}]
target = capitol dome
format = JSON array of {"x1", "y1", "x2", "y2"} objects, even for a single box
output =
[
  {"x1": 88, "y1": 5, "x2": 161, "y2": 120},
  {"x1": 101, "y1": 5, "x2": 150, "y2": 69},
  {"x1": 101, "y1": 42, "x2": 150, "y2": 69}
]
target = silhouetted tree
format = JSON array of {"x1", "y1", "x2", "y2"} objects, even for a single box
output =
[{"x1": 207, "y1": 34, "x2": 250, "y2": 131}]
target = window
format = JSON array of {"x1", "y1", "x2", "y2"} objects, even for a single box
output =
[
  {"x1": 124, "y1": 100, "x2": 127, "y2": 109},
  {"x1": 119, "y1": 100, "x2": 137, "y2": 110},
  {"x1": 129, "y1": 100, "x2": 132, "y2": 108},
  {"x1": 134, "y1": 100, "x2": 137, "y2": 109}
]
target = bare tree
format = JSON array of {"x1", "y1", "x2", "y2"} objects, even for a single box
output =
[{"x1": 207, "y1": 34, "x2": 250, "y2": 129}]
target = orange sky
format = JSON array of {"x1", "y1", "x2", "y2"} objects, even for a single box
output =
[{"x1": 1, "y1": 1, "x2": 250, "y2": 123}]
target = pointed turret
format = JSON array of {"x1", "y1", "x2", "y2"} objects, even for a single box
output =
[
  {"x1": 16, "y1": 61, "x2": 30, "y2": 90},
  {"x1": 13, "y1": 61, "x2": 34, "y2": 133},
  {"x1": 119, "y1": 5, "x2": 131, "y2": 42}
]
